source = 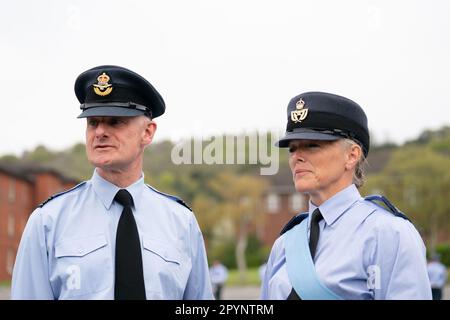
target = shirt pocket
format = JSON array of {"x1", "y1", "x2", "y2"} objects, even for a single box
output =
[
  {"x1": 143, "y1": 237, "x2": 182, "y2": 264},
  {"x1": 54, "y1": 234, "x2": 111, "y2": 299},
  {"x1": 142, "y1": 237, "x2": 189, "y2": 298}
]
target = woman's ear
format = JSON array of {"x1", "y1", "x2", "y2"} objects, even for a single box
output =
[{"x1": 345, "y1": 143, "x2": 362, "y2": 171}]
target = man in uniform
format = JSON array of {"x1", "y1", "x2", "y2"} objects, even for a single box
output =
[{"x1": 11, "y1": 65, "x2": 213, "y2": 300}]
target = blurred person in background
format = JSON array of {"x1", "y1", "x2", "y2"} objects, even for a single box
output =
[
  {"x1": 427, "y1": 253, "x2": 448, "y2": 300},
  {"x1": 209, "y1": 260, "x2": 228, "y2": 300}
]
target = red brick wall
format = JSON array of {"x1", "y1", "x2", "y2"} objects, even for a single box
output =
[
  {"x1": 34, "y1": 173, "x2": 68, "y2": 205},
  {"x1": 0, "y1": 172, "x2": 9, "y2": 281},
  {"x1": 260, "y1": 193, "x2": 307, "y2": 248},
  {"x1": 0, "y1": 173, "x2": 34, "y2": 282},
  {"x1": 0, "y1": 171, "x2": 76, "y2": 282},
  {"x1": 63, "y1": 182, "x2": 77, "y2": 191}
]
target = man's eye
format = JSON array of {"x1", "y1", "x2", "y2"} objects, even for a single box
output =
[
  {"x1": 110, "y1": 118, "x2": 128, "y2": 126},
  {"x1": 109, "y1": 118, "x2": 123, "y2": 126},
  {"x1": 88, "y1": 120, "x2": 98, "y2": 126},
  {"x1": 288, "y1": 146, "x2": 297, "y2": 153}
]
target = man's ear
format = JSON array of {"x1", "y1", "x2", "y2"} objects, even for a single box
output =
[{"x1": 142, "y1": 119, "x2": 157, "y2": 146}]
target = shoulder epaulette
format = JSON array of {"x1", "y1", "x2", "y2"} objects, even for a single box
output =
[
  {"x1": 38, "y1": 182, "x2": 86, "y2": 208},
  {"x1": 280, "y1": 213, "x2": 309, "y2": 235},
  {"x1": 146, "y1": 184, "x2": 192, "y2": 212},
  {"x1": 364, "y1": 195, "x2": 409, "y2": 221}
]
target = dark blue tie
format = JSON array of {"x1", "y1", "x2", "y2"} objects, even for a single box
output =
[
  {"x1": 114, "y1": 189, "x2": 146, "y2": 300},
  {"x1": 308, "y1": 209, "x2": 323, "y2": 260}
]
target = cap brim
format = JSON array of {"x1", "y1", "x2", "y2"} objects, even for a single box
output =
[
  {"x1": 77, "y1": 106, "x2": 146, "y2": 118},
  {"x1": 275, "y1": 129, "x2": 340, "y2": 147}
]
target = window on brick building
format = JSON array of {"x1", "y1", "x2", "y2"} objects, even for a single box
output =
[
  {"x1": 8, "y1": 178, "x2": 16, "y2": 202},
  {"x1": 6, "y1": 248, "x2": 14, "y2": 275},
  {"x1": 20, "y1": 216, "x2": 27, "y2": 234},
  {"x1": 266, "y1": 193, "x2": 280, "y2": 213},
  {"x1": 8, "y1": 212, "x2": 15, "y2": 237},
  {"x1": 290, "y1": 193, "x2": 304, "y2": 212}
]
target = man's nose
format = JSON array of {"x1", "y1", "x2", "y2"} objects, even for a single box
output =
[{"x1": 95, "y1": 122, "x2": 109, "y2": 137}]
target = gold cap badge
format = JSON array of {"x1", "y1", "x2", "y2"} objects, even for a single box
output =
[
  {"x1": 93, "y1": 72, "x2": 113, "y2": 96},
  {"x1": 290, "y1": 98, "x2": 308, "y2": 123}
]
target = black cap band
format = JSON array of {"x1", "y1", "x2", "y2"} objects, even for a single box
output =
[{"x1": 80, "y1": 102, "x2": 152, "y2": 118}]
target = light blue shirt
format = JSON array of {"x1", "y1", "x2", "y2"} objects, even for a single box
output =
[
  {"x1": 261, "y1": 184, "x2": 432, "y2": 300},
  {"x1": 11, "y1": 170, "x2": 213, "y2": 300},
  {"x1": 427, "y1": 261, "x2": 447, "y2": 288},
  {"x1": 209, "y1": 264, "x2": 228, "y2": 285}
]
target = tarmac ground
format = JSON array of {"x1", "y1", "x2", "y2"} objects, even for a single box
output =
[{"x1": 1, "y1": 285, "x2": 449, "y2": 300}]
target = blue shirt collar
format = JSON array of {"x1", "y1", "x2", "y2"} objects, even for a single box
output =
[
  {"x1": 308, "y1": 184, "x2": 362, "y2": 226},
  {"x1": 91, "y1": 169, "x2": 145, "y2": 210}
]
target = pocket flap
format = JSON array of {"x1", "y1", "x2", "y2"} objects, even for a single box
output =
[
  {"x1": 143, "y1": 237, "x2": 181, "y2": 264},
  {"x1": 55, "y1": 234, "x2": 107, "y2": 258}
]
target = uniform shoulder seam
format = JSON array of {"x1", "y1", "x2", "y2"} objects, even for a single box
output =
[
  {"x1": 364, "y1": 195, "x2": 409, "y2": 221},
  {"x1": 38, "y1": 181, "x2": 86, "y2": 208},
  {"x1": 145, "y1": 184, "x2": 192, "y2": 212},
  {"x1": 280, "y1": 212, "x2": 308, "y2": 235}
]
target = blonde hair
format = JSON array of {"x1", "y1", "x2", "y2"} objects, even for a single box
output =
[{"x1": 341, "y1": 138, "x2": 367, "y2": 188}]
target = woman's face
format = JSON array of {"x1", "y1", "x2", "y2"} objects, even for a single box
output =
[{"x1": 288, "y1": 139, "x2": 357, "y2": 205}]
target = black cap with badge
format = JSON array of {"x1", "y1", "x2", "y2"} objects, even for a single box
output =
[
  {"x1": 275, "y1": 91, "x2": 370, "y2": 156},
  {"x1": 75, "y1": 65, "x2": 165, "y2": 119}
]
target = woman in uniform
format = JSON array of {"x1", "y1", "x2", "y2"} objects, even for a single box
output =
[{"x1": 261, "y1": 91, "x2": 431, "y2": 300}]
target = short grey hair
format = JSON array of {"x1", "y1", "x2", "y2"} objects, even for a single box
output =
[{"x1": 341, "y1": 138, "x2": 368, "y2": 188}]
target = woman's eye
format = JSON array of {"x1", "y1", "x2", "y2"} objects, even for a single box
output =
[{"x1": 289, "y1": 142, "x2": 321, "y2": 152}]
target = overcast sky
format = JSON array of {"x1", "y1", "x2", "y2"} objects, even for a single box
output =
[{"x1": 1, "y1": 0, "x2": 449, "y2": 156}]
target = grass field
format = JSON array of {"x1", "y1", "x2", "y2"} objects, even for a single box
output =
[
  {"x1": 226, "y1": 267, "x2": 262, "y2": 287},
  {"x1": 226, "y1": 267, "x2": 450, "y2": 287},
  {"x1": 0, "y1": 281, "x2": 11, "y2": 287}
]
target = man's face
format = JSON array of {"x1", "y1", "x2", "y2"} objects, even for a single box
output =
[{"x1": 85, "y1": 116, "x2": 156, "y2": 172}]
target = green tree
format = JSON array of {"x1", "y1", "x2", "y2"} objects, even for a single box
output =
[
  {"x1": 209, "y1": 172, "x2": 268, "y2": 283},
  {"x1": 191, "y1": 193, "x2": 222, "y2": 241},
  {"x1": 363, "y1": 145, "x2": 450, "y2": 251},
  {"x1": 23, "y1": 145, "x2": 54, "y2": 163}
]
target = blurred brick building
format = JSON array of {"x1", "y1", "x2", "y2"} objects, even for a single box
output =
[
  {"x1": 0, "y1": 163, "x2": 78, "y2": 281},
  {"x1": 258, "y1": 167, "x2": 308, "y2": 248}
]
